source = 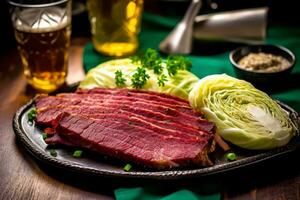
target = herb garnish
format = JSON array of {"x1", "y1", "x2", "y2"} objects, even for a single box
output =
[
  {"x1": 73, "y1": 150, "x2": 83, "y2": 158},
  {"x1": 141, "y1": 49, "x2": 163, "y2": 74},
  {"x1": 157, "y1": 74, "x2": 168, "y2": 87},
  {"x1": 131, "y1": 67, "x2": 150, "y2": 89},
  {"x1": 123, "y1": 163, "x2": 132, "y2": 172},
  {"x1": 130, "y1": 55, "x2": 141, "y2": 64},
  {"x1": 226, "y1": 152, "x2": 237, "y2": 161},
  {"x1": 42, "y1": 133, "x2": 48, "y2": 140},
  {"x1": 115, "y1": 70, "x2": 126, "y2": 87},
  {"x1": 128, "y1": 48, "x2": 192, "y2": 88},
  {"x1": 28, "y1": 108, "x2": 37, "y2": 122},
  {"x1": 49, "y1": 149, "x2": 57, "y2": 157},
  {"x1": 166, "y1": 55, "x2": 192, "y2": 76}
]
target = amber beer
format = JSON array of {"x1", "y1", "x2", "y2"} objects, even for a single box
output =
[
  {"x1": 87, "y1": 0, "x2": 143, "y2": 57},
  {"x1": 9, "y1": 0, "x2": 72, "y2": 93},
  {"x1": 14, "y1": 13, "x2": 71, "y2": 92}
]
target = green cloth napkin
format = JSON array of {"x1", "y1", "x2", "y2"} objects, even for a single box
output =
[
  {"x1": 115, "y1": 187, "x2": 220, "y2": 200},
  {"x1": 83, "y1": 12, "x2": 300, "y2": 200}
]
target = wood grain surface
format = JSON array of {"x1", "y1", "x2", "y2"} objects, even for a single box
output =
[{"x1": 1, "y1": 38, "x2": 300, "y2": 200}]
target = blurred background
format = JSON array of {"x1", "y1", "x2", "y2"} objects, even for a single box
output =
[{"x1": 1, "y1": 0, "x2": 299, "y2": 51}]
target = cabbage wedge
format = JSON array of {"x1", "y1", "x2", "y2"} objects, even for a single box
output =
[
  {"x1": 189, "y1": 74, "x2": 297, "y2": 150},
  {"x1": 79, "y1": 58, "x2": 199, "y2": 100}
]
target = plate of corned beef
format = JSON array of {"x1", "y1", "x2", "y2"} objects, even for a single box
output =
[{"x1": 13, "y1": 87, "x2": 300, "y2": 179}]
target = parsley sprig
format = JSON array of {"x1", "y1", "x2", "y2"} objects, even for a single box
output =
[
  {"x1": 157, "y1": 74, "x2": 168, "y2": 87},
  {"x1": 141, "y1": 49, "x2": 163, "y2": 74},
  {"x1": 117, "y1": 48, "x2": 192, "y2": 89},
  {"x1": 115, "y1": 70, "x2": 126, "y2": 87},
  {"x1": 166, "y1": 55, "x2": 192, "y2": 76},
  {"x1": 131, "y1": 67, "x2": 150, "y2": 89}
]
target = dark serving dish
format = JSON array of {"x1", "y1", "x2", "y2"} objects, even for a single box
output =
[
  {"x1": 229, "y1": 45, "x2": 296, "y2": 86},
  {"x1": 13, "y1": 97, "x2": 300, "y2": 179}
]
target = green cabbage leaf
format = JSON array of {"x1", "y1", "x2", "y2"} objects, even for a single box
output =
[
  {"x1": 189, "y1": 74, "x2": 297, "y2": 150},
  {"x1": 79, "y1": 58, "x2": 199, "y2": 100}
]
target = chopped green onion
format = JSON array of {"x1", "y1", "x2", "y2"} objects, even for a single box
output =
[
  {"x1": 28, "y1": 108, "x2": 37, "y2": 122},
  {"x1": 226, "y1": 152, "x2": 237, "y2": 161},
  {"x1": 73, "y1": 150, "x2": 83, "y2": 158},
  {"x1": 42, "y1": 133, "x2": 48, "y2": 140},
  {"x1": 49, "y1": 149, "x2": 57, "y2": 157},
  {"x1": 123, "y1": 163, "x2": 132, "y2": 172}
]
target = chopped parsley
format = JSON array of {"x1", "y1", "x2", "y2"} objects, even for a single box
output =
[
  {"x1": 131, "y1": 67, "x2": 150, "y2": 89},
  {"x1": 42, "y1": 133, "x2": 48, "y2": 140},
  {"x1": 115, "y1": 70, "x2": 126, "y2": 87},
  {"x1": 123, "y1": 163, "x2": 132, "y2": 172},
  {"x1": 73, "y1": 150, "x2": 83, "y2": 158},
  {"x1": 49, "y1": 149, "x2": 57, "y2": 157},
  {"x1": 28, "y1": 108, "x2": 37, "y2": 122}
]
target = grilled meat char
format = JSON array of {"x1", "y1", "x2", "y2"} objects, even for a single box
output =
[{"x1": 35, "y1": 88, "x2": 216, "y2": 169}]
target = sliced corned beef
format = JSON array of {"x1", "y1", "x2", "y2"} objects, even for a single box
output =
[
  {"x1": 49, "y1": 113, "x2": 214, "y2": 168},
  {"x1": 35, "y1": 88, "x2": 216, "y2": 169}
]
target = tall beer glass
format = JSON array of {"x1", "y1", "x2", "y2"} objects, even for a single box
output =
[
  {"x1": 87, "y1": 0, "x2": 143, "y2": 57},
  {"x1": 8, "y1": 0, "x2": 72, "y2": 92}
]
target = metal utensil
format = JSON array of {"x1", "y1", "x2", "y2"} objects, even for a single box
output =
[
  {"x1": 159, "y1": 0, "x2": 202, "y2": 55},
  {"x1": 193, "y1": 7, "x2": 268, "y2": 44}
]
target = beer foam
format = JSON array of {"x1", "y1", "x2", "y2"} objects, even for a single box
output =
[{"x1": 14, "y1": 7, "x2": 70, "y2": 33}]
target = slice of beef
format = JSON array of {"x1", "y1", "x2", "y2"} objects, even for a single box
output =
[
  {"x1": 49, "y1": 112, "x2": 214, "y2": 168},
  {"x1": 37, "y1": 95, "x2": 198, "y2": 118},
  {"x1": 60, "y1": 92, "x2": 190, "y2": 107},
  {"x1": 76, "y1": 87, "x2": 189, "y2": 105},
  {"x1": 36, "y1": 93, "x2": 200, "y2": 117},
  {"x1": 37, "y1": 105, "x2": 215, "y2": 135},
  {"x1": 35, "y1": 95, "x2": 211, "y2": 130},
  {"x1": 45, "y1": 133, "x2": 74, "y2": 146},
  {"x1": 35, "y1": 87, "x2": 216, "y2": 169}
]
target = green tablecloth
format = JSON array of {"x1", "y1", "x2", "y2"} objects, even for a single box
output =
[
  {"x1": 83, "y1": 12, "x2": 300, "y2": 200},
  {"x1": 83, "y1": 12, "x2": 300, "y2": 112}
]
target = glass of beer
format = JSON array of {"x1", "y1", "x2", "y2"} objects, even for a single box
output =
[
  {"x1": 86, "y1": 0, "x2": 143, "y2": 57},
  {"x1": 8, "y1": 0, "x2": 72, "y2": 93}
]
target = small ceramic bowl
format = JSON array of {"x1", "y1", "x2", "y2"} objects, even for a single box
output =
[{"x1": 229, "y1": 45, "x2": 296, "y2": 86}]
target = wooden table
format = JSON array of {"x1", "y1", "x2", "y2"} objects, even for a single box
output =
[{"x1": 1, "y1": 38, "x2": 300, "y2": 200}]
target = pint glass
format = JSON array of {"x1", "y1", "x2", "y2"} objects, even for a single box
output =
[
  {"x1": 8, "y1": 0, "x2": 72, "y2": 92},
  {"x1": 87, "y1": 0, "x2": 143, "y2": 57}
]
